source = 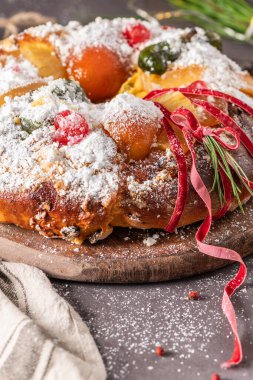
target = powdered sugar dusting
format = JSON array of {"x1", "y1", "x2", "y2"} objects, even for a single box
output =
[
  {"x1": 0, "y1": 17, "x2": 252, "y2": 239},
  {"x1": 24, "y1": 21, "x2": 65, "y2": 39},
  {"x1": 1, "y1": 18, "x2": 252, "y2": 106},
  {"x1": 143, "y1": 234, "x2": 159, "y2": 247},
  {"x1": 102, "y1": 93, "x2": 163, "y2": 130},
  {"x1": 131, "y1": 25, "x2": 252, "y2": 105},
  {"x1": 26, "y1": 18, "x2": 162, "y2": 66},
  {"x1": 0, "y1": 79, "x2": 119, "y2": 205},
  {"x1": 175, "y1": 36, "x2": 252, "y2": 104},
  {"x1": 55, "y1": 255, "x2": 253, "y2": 379},
  {"x1": 0, "y1": 55, "x2": 47, "y2": 95}
]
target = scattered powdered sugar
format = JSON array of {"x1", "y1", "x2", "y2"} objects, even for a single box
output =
[
  {"x1": 175, "y1": 37, "x2": 253, "y2": 104},
  {"x1": 26, "y1": 18, "x2": 162, "y2": 66},
  {"x1": 55, "y1": 256, "x2": 253, "y2": 379},
  {"x1": 60, "y1": 130, "x2": 119, "y2": 202},
  {"x1": 127, "y1": 177, "x2": 154, "y2": 210},
  {"x1": 0, "y1": 55, "x2": 46, "y2": 95},
  {"x1": 0, "y1": 80, "x2": 119, "y2": 205},
  {"x1": 0, "y1": 17, "x2": 252, "y2": 215},
  {"x1": 141, "y1": 26, "x2": 186, "y2": 55},
  {"x1": 143, "y1": 233, "x2": 160, "y2": 247},
  {"x1": 102, "y1": 93, "x2": 163, "y2": 130},
  {"x1": 24, "y1": 21, "x2": 65, "y2": 39}
]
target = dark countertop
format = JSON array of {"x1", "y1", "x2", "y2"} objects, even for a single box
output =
[
  {"x1": 1, "y1": 1, "x2": 253, "y2": 379},
  {"x1": 53, "y1": 258, "x2": 253, "y2": 380}
]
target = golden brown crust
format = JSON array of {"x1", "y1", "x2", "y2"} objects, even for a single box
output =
[
  {"x1": 0, "y1": 107, "x2": 252, "y2": 243},
  {"x1": 0, "y1": 24, "x2": 253, "y2": 244},
  {"x1": 0, "y1": 182, "x2": 117, "y2": 243}
]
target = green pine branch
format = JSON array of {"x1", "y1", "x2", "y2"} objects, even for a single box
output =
[
  {"x1": 167, "y1": 0, "x2": 253, "y2": 42},
  {"x1": 204, "y1": 136, "x2": 253, "y2": 211}
]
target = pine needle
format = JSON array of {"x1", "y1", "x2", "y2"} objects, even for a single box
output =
[
  {"x1": 167, "y1": 0, "x2": 253, "y2": 42},
  {"x1": 204, "y1": 137, "x2": 224, "y2": 205},
  {"x1": 203, "y1": 136, "x2": 252, "y2": 212}
]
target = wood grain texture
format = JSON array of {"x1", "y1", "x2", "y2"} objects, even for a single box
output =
[{"x1": 0, "y1": 198, "x2": 252, "y2": 283}]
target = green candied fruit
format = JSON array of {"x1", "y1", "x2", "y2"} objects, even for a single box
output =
[
  {"x1": 138, "y1": 41, "x2": 180, "y2": 75},
  {"x1": 205, "y1": 30, "x2": 222, "y2": 51},
  {"x1": 182, "y1": 27, "x2": 222, "y2": 51},
  {"x1": 52, "y1": 79, "x2": 88, "y2": 102},
  {"x1": 20, "y1": 118, "x2": 42, "y2": 134}
]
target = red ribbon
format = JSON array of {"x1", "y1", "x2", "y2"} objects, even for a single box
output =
[
  {"x1": 144, "y1": 82, "x2": 253, "y2": 198},
  {"x1": 170, "y1": 106, "x2": 241, "y2": 150},
  {"x1": 146, "y1": 85, "x2": 253, "y2": 368},
  {"x1": 169, "y1": 107, "x2": 247, "y2": 368},
  {"x1": 145, "y1": 86, "x2": 253, "y2": 118},
  {"x1": 190, "y1": 98, "x2": 253, "y2": 156},
  {"x1": 154, "y1": 102, "x2": 189, "y2": 232},
  {"x1": 189, "y1": 98, "x2": 253, "y2": 191}
]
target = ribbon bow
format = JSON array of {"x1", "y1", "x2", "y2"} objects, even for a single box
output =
[
  {"x1": 151, "y1": 94, "x2": 252, "y2": 369},
  {"x1": 170, "y1": 106, "x2": 241, "y2": 151}
]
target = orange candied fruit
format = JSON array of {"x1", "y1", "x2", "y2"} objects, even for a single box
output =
[
  {"x1": 105, "y1": 117, "x2": 159, "y2": 161},
  {"x1": 67, "y1": 46, "x2": 128, "y2": 103}
]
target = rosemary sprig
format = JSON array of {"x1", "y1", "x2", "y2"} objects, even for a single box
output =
[
  {"x1": 204, "y1": 137, "x2": 224, "y2": 204},
  {"x1": 167, "y1": 0, "x2": 253, "y2": 42},
  {"x1": 203, "y1": 136, "x2": 253, "y2": 212},
  {"x1": 225, "y1": 152, "x2": 253, "y2": 196}
]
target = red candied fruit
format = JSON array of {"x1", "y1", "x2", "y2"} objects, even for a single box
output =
[
  {"x1": 155, "y1": 345, "x2": 165, "y2": 356},
  {"x1": 123, "y1": 23, "x2": 150, "y2": 46},
  {"x1": 211, "y1": 374, "x2": 220, "y2": 380},
  {"x1": 53, "y1": 110, "x2": 89, "y2": 146},
  {"x1": 187, "y1": 291, "x2": 199, "y2": 300}
]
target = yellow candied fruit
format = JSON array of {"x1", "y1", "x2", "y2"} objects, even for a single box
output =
[
  {"x1": 0, "y1": 82, "x2": 45, "y2": 107},
  {"x1": 155, "y1": 91, "x2": 197, "y2": 114},
  {"x1": 240, "y1": 73, "x2": 253, "y2": 98},
  {"x1": 31, "y1": 97, "x2": 46, "y2": 107},
  {"x1": 119, "y1": 65, "x2": 204, "y2": 98},
  {"x1": 18, "y1": 36, "x2": 67, "y2": 79},
  {"x1": 155, "y1": 91, "x2": 196, "y2": 154},
  {"x1": 13, "y1": 117, "x2": 21, "y2": 124}
]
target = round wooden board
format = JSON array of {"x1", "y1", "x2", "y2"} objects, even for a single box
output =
[{"x1": 0, "y1": 199, "x2": 252, "y2": 283}]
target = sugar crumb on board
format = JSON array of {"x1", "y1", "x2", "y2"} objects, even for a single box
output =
[
  {"x1": 54, "y1": 257, "x2": 253, "y2": 379},
  {"x1": 143, "y1": 233, "x2": 160, "y2": 247}
]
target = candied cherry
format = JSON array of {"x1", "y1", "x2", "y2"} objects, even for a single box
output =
[
  {"x1": 67, "y1": 46, "x2": 128, "y2": 103},
  {"x1": 53, "y1": 110, "x2": 89, "y2": 146},
  {"x1": 123, "y1": 23, "x2": 150, "y2": 46}
]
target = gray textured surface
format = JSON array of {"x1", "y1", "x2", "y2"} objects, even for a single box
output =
[
  {"x1": 1, "y1": 0, "x2": 253, "y2": 379},
  {"x1": 53, "y1": 258, "x2": 253, "y2": 380}
]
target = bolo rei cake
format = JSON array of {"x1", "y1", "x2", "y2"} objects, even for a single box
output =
[
  {"x1": 0, "y1": 17, "x2": 253, "y2": 369},
  {"x1": 0, "y1": 17, "x2": 252, "y2": 244}
]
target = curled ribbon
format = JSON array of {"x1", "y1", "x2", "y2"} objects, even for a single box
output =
[
  {"x1": 169, "y1": 107, "x2": 247, "y2": 368},
  {"x1": 148, "y1": 89, "x2": 253, "y2": 368},
  {"x1": 171, "y1": 106, "x2": 241, "y2": 151},
  {"x1": 154, "y1": 102, "x2": 189, "y2": 233}
]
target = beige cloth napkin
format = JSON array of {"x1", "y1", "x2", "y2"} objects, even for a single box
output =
[{"x1": 0, "y1": 261, "x2": 106, "y2": 380}]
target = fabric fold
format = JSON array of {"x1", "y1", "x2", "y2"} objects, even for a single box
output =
[{"x1": 0, "y1": 261, "x2": 106, "y2": 380}]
